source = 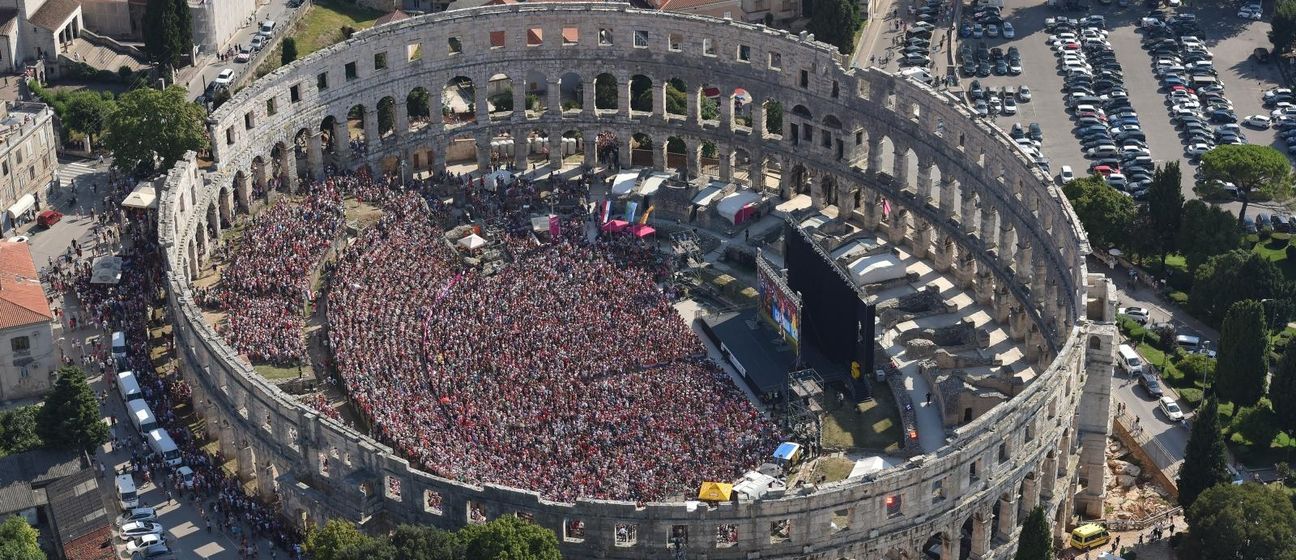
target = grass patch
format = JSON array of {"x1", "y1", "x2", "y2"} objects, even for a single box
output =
[
  {"x1": 256, "y1": 0, "x2": 383, "y2": 76},
  {"x1": 254, "y1": 363, "x2": 303, "y2": 380},
  {"x1": 805, "y1": 455, "x2": 856, "y2": 484},
  {"x1": 820, "y1": 381, "x2": 902, "y2": 453},
  {"x1": 1164, "y1": 254, "x2": 1187, "y2": 271}
]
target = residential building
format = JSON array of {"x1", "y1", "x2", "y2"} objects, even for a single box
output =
[
  {"x1": 0, "y1": 241, "x2": 55, "y2": 402},
  {"x1": 81, "y1": 0, "x2": 257, "y2": 54},
  {"x1": 0, "y1": 0, "x2": 83, "y2": 73},
  {"x1": 0, "y1": 101, "x2": 58, "y2": 235},
  {"x1": 0, "y1": 449, "x2": 112, "y2": 560}
]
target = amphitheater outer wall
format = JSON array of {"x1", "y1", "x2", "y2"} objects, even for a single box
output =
[{"x1": 155, "y1": 5, "x2": 1117, "y2": 559}]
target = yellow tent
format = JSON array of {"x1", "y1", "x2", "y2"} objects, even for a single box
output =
[{"x1": 697, "y1": 481, "x2": 734, "y2": 502}]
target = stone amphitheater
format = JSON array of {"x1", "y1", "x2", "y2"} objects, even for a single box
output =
[{"x1": 154, "y1": 4, "x2": 1122, "y2": 558}]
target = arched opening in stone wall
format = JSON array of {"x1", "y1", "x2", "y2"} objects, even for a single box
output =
[
  {"x1": 629, "y1": 75, "x2": 653, "y2": 114},
  {"x1": 595, "y1": 129, "x2": 620, "y2": 166},
  {"x1": 756, "y1": 153, "x2": 780, "y2": 194},
  {"x1": 560, "y1": 130, "x2": 584, "y2": 165},
  {"x1": 959, "y1": 516, "x2": 975, "y2": 559},
  {"x1": 558, "y1": 72, "x2": 582, "y2": 113},
  {"x1": 733, "y1": 147, "x2": 751, "y2": 185},
  {"x1": 446, "y1": 132, "x2": 477, "y2": 165},
  {"x1": 319, "y1": 116, "x2": 338, "y2": 155},
  {"x1": 594, "y1": 73, "x2": 618, "y2": 112},
  {"x1": 822, "y1": 114, "x2": 844, "y2": 159},
  {"x1": 218, "y1": 186, "x2": 233, "y2": 227},
  {"x1": 487, "y1": 73, "x2": 513, "y2": 121},
  {"x1": 630, "y1": 132, "x2": 653, "y2": 167},
  {"x1": 699, "y1": 140, "x2": 719, "y2": 179},
  {"x1": 443, "y1": 76, "x2": 476, "y2": 126},
  {"x1": 698, "y1": 83, "x2": 720, "y2": 124},
  {"x1": 251, "y1": 155, "x2": 268, "y2": 196},
  {"x1": 377, "y1": 96, "x2": 397, "y2": 139},
  {"x1": 346, "y1": 104, "x2": 367, "y2": 156},
  {"x1": 883, "y1": 547, "x2": 911, "y2": 560},
  {"x1": 407, "y1": 87, "x2": 431, "y2": 133},
  {"x1": 523, "y1": 128, "x2": 549, "y2": 165},
  {"x1": 788, "y1": 164, "x2": 810, "y2": 196},
  {"x1": 270, "y1": 142, "x2": 291, "y2": 191},
  {"x1": 819, "y1": 173, "x2": 838, "y2": 207},
  {"x1": 523, "y1": 70, "x2": 547, "y2": 116},
  {"x1": 233, "y1": 170, "x2": 249, "y2": 212},
  {"x1": 410, "y1": 145, "x2": 435, "y2": 172},
  {"x1": 293, "y1": 128, "x2": 311, "y2": 179},
  {"x1": 764, "y1": 99, "x2": 783, "y2": 138},
  {"x1": 665, "y1": 78, "x2": 688, "y2": 118},
  {"x1": 789, "y1": 104, "x2": 812, "y2": 146},
  {"x1": 666, "y1": 135, "x2": 688, "y2": 176},
  {"x1": 732, "y1": 87, "x2": 752, "y2": 131},
  {"x1": 921, "y1": 532, "x2": 950, "y2": 560}
]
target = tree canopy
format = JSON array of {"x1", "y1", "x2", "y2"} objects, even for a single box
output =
[
  {"x1": 1199, "y1": 144, "x2": 1293, "y2": 226},
  {"x1": 1177, "y1": 396, "x2": 1232, "y2": 508},
  {"x1": 1189, "y1": 250, "x2": 1290, "y2": 326},
  {"x1": 1014, "y1": 507, "x2": 1052, "y2": 560},
  {"x1": 142, "y1": 0, "x2": 192, "y2": 71},
  {"x1": 1186, "y1": 482, "x2": 1296, "y2": 560},
  {"x1": 1272, "y1": 338, "x2": 1296, "y2": 434},
  {"x1": 1216, "y1": 299, "x2": 1270, "y2": 406},
  {"x1": 35, "y1": 367, "x2": 108, "y2": 454},
  {"x1": 0, "y1": 406, "x2": 42, "y2": 457},
  {"x1": 103, "y1": 86, "x2": 209, "y2": 174},
  {"x1": 1177, "y1": 200, "x2": 1241, "y2": 275},
  {"x1": 0, "y1": 515, "x2": 44, "y2": 560},
  {"x1": 1063, "y1": 176, "x2": 1136, "y2": 249},
  {"x1": 1146, "y1": 162, "x2": 1184, "y2": 270},
  {"x1": 282, "y1": 37, "x2": 299, "y2": 66},
  {"x1": 1273, "y1": 0, "x2": 1296, "y2": 56},
  {"x1": 304, "y1": 518, "x2": 561, "y2": 560},
  {"x1": 807, "y1": 0, "x2": 862, "y2": 54}
]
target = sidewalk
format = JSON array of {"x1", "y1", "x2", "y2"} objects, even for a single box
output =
[{"x1": 1087, "y1": 256, "x2": 1219, "y2": 342}]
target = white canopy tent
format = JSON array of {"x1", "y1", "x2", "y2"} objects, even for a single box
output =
[
  {"x1": 611, "y1": 171, "x2": 640, "y2": 197},
  {"x1": 6, "y1": 193, "x2": 34, "y2": 220},
  {"x1": 457, "y1": 233, "x2": 487, "y2": 250},
  {"x1": 847, "y1": 252, "x2": 908, "y2": 285},
  {"x1": 716, "y1": 191, "x2": 762, "y2": 224},
  {"x1": 733, "y1": 471, "x2": 785, "y2": 501},
  {"x1": 120, "y1": 186, "x2": 158, "y2": 210},
  {"x1": 90, "y1": 256, "x2": 123, "y2": 285}
]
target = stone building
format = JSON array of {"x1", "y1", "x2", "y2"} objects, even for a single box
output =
[
  {"x1": 0, "y1": 101, "x2": 58, "y2": 235},
  {"x1": 0, "y1": 0, "x2": 83, "y2": 74},
  {"x1": 0, "y1": 240, "x2": 55, "y2": 402},
  {"x1": 80, "y1": 0, "x2": 256, "y2": 54},
  {"x1": 156, "y1": 4, "x2": 1116, "y2": 559}
]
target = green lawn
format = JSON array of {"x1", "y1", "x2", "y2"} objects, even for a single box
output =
[
  {"x1": 255, "y1": 363, "x2": 304, "y2": 380},
  {"x1": 820, "y1": 382, "x2": 903, "y2": 452},
  {"x1": 257, "y1": 0, "x2": 383, "y2": 77}
]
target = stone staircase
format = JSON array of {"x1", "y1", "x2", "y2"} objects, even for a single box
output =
[{"x1": 61, "y1": 37, "x2": 147, "y2": 72}]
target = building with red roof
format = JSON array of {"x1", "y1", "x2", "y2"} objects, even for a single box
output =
[{"x1": 0, "y1": 240, "x2": 55, "y2": 401}]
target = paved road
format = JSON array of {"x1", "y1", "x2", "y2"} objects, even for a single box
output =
[{"x1": 184, "y1": 0, "x2": 303, "y2": 100}]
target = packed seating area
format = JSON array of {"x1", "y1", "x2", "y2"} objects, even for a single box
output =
[{"x1": 319, "y1": 185, "x2": 780, "y2": 502}]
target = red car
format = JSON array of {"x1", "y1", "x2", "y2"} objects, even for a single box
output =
[
  {"x1": 37, "y1": 209, "x2": 61, "y2": 227},
  {"x1": 1090, "y1": 164, "x2": 1117, "y2": 176}
]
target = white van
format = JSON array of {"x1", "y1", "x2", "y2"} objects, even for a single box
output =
[
  {"x1": 1176, "y1": 335, "x2": 1202, "y2": 352},
  {"x1": 1117, "y1": 344, "x2": 1144, "y2": 375},
  {"x1": 117, "y1": 371, "x2": 143, "y2": 402},
  {"x1": 258, "y1": 20, "x2": 277, "y2": 37},
  {"x1": 115, "y1": 474, "x2": 139, "y2": 510},
  {"x1": 147, "y1": 429, "x2": 183, "y2": 466},
  {"x1": 111, "y1": 331, "x2": 128, "y2": 360},
  {"x1": 126, "y1": 399, "x2": 158, "y2": 433}
]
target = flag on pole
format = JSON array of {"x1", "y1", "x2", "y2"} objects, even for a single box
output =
[
  {"x1": 881, "y1": 197, "x2": 892, "y2": 218},
  {"x1": 548, "y1": 214, "x2": 560, "y2": 240},
  {"x1": 639, "y1": 205, "x2": 655, "y2": 224},
  {"x1": 600, "y1": 199, "x2": 612, "y2": 224},
  {"x1": 626, "y1": 201, "x2": 639, "y2": 223}
]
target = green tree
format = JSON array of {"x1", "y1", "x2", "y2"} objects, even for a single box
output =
[
  {"x1": 1014, "y1": 507, "x2": 1052, "y2": 560},
  {"x1": 103, "y1": 86, "x2": 209, "y2": 174},
  {"x1": 1216, "y1": 299, "x2": 1270, "y2": 406},
  {"x1": 456, "y1": 516, "x2": 562, "y2": 560},
  {"x1": 0, "y1": 406, "x2": 43, "y2": 455},
  {"x1": 1189, "y1": 250, "x2": 1289, "y2": 326},
  {"x1": 1175, "y1": 352, "x2": 1216, "y2": 388},
  {"x1": 1272, "y1": 0, "x2": 1296, "y2": 56},
  {"x1": 1178, "y1": 200, "x2": 1241, "y2": 275},
  {"x1": 765, "y1": 100, "x2": 783, "y2": 135},
  {"x1": 142, "y1": 0, "x2": 192, "y2": 72},
  {"x1": 665, "y1": 79, "x2": 687, "y2": 115},
  {"x1": 377, "y1": 97, "x2": 395, "y2": 136},
  {"x1": 0, "y1": 515, "x2": 44, "y2": 560},
  {"x1": 1177, "y1": 396, "x2": 1232, "y2": 508},
  {"x1": 1063, "y1": 176, "x2": 1136, "y2": 249},
  {"x1": 35, "y1": 367, "x2": 108, "y2": 454},
  {"x1": 1147, "y1": 162, "x2": 1185, "y2": 271},
  {"x1": 388, "y1": 524, "x2": 461, "y2": 560},
  {"x1": 806, "y1": 0, "x2": 861, "y2": 54},
  {"x1": 1199, "y1": 144, "x2": 1294, "y2": 227},
  {"x1": 630, "y1": 75, "x2": 652, "y2": 112},
  {"x1": 62, "y1": 91, "x2": 115, "y2": 145},
  {"x1": 335, "y1": 537, "x2": 396, "y2": 560},
  {"x1": 1272, "y1": 338, "x2": 1296, "y2": 433},
  {"x1": 594, "y1": 75, "x2": 617, "y2": 110},
  {"x1": 281, "y1": 37, "x2": 299, "y2": 65},
  {"x1": 1186, "y1": 483, "x2": 1296, "y2": 560},
  {"x1": 407, "y1": 89, "x2": 430, "y2": 120},
  {"x1": 305, "y1": 520, "x2": 373, "y2": 560}
]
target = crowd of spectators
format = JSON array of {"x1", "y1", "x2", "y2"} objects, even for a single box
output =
[{"x1": 326, "y1": 187, "x2": 781, "y2": 502}]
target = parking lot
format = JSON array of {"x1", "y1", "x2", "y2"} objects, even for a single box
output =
[{"x1": 951, "y1": 0, "x2": 1284, "y2": 210}]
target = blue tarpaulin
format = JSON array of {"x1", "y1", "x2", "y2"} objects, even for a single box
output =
[{"x1": 773, "y1": 442, "x2": 801, "y2": 462}]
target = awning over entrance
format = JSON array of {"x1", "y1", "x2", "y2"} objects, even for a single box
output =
[
  {"x1": 121, "y1": 186, "x2": 158, "y2": 210},
  {"x1": 6, "y1": 193, "x2": 34, "y2": 220}
]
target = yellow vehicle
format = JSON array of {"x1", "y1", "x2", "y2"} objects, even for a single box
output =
[{"x1": 1069, "y1": 523, "x2": 1110, "y2": 550}]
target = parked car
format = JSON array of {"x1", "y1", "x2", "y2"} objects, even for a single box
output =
[
  {"x1": 1119, "y1": 306, "x2": 1150, "y2": 324},
  {"x1": 1244, "y1": 114, "x2": 1273, "y2": 128},
  {"x1": 1159, "y1": 396, "x2": 1184, "y2": 421},
  {"x1": 1139, "y1": 372, "x2": 1164, "y2": 398},
  {"x1": 213, "y1": 69, "x2": 235, "y2": 86},
  {"x1": 119, "y1": 522, "x2": 164, "y2": 542}
]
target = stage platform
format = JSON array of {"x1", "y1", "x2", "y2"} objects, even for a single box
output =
[{"x1": 698, "y1": 309, "x2": 797, "y2": 398}]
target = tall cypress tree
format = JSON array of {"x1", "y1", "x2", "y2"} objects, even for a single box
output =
[
  {"x1": 1272, "y1": 338, "x2": 1296, "y2": 433},
  {"x1": 1216, "y1": 299, "x2": 1270, "y2": 406},
  {"x1": 35, "y1": 367, "x2": 108, "y2": 454},
  {"x1": 1014, "y1": 507, "x2": 1053, "y2": 560},
  {"x1": 1146, "y1": 162, "x2": 1184, "y2": 272},
  {"x1": 1177, "y1": 396, "x2": 1232, "y2": 508},
  {"x1": 143, "y1": 0, "x2": 191, "y2": 71}
]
